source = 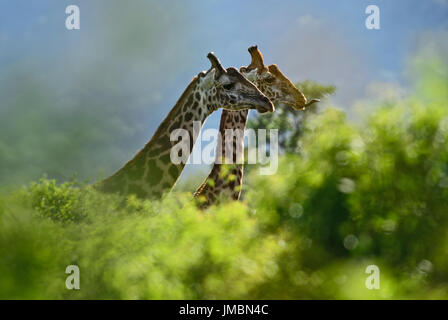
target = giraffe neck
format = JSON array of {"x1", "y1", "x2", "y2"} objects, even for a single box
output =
[
  {"x1": 194, "y1": 109, "x2": 248, "y2": 207},
  {"x1": 194, "y1": 68, "x2": 269, "y2": 207},
  {"x1": 194, "y1": 73, "x2": 264, "y2": 207},
  {"x1": 99, "y1": 75, "x2": 218, "y2": 199}
]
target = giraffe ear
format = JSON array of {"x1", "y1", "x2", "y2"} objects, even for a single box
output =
[
  {"x1": 201, "y1": 69, "x2": 216, "y2": 89},
  {"x1": 244, "y1": 68, "x2": 258, "y2": 82},
  {"x1": 207, "y1": 52, "x2": 226, "y2": 78}
]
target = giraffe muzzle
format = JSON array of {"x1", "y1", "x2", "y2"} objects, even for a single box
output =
[{"x1": 254, "y1": 96, "x2": 275, "y2": 114}]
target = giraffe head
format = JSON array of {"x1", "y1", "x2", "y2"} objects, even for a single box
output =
[
  {"x1": 199, "y1": 52, "x2": 274, "y2": 114},
  {"x1": 240, "y1": 46, "x2": 320, "y2": 110}
]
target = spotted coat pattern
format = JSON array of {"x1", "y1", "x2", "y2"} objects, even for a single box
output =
[
  {"x1": 97, "y1": 64, "x2": 273, "y2": 199},
  {"x1": 194, "y1": 51, "x2": 312, "y2": 208}
]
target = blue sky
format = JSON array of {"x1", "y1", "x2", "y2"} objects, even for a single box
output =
[
  {"x1": 0, "y1": 0, "x2": 447, "y2": 183},
  {"x1": 1, "y1": 0, "x2": 447, "y2": 98}
]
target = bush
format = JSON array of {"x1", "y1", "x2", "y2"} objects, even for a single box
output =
[
  {"x1": 0, "y1": 187, "x2": 284, "y2": 299},
  {"x1": 28, "y1": 179, "x2": 87, "y2": 223}
]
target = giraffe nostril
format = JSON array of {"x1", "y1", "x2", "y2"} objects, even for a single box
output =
[{"x1": 256, "y1": 97, "x2": 274, "y2": 113}]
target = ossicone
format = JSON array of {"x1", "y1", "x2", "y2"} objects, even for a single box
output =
[
  {"x1": 207, "y1": 52, "x2": 226, "y2": 77},
  {"x1": 247, "y1": 45, "x2": 265, "y2": 73}
]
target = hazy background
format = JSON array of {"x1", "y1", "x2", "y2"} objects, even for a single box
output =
[{"x1": 1, "y1": 0, "x2": 447, "y2": 188}]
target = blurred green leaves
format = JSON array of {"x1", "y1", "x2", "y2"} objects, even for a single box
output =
[
  {"x1": 248, "y1": 80, "x2": 335, "y2": 153},
  {"x1": 0, "y1": 188, "x2": 283, "y2": 299},
  {"x1": 29, "y1": 179, "x2": 87, "y2": 223},
  {"x1": 246, "y1": 57, "x2": 448, "y2": 298}
]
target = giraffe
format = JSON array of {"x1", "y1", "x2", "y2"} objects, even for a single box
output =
[
  {"x1": 194, "y1": 46, "x2": 319, "y2": 207},
  {"x1": 96, "y1": 52, "x2": 274, "y2": 199}
]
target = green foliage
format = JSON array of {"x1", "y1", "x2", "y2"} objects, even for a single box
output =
[
  {"x1": 248, "y1": 80, "x2": 335, "y2": 153},
  {"x1": 245, "y1": 62, "x2": 448, "y2": 298},
  {"x1": 0, "y1": 188, "x2": 282, "y2": 299},
  {"x1": 28, "y1": 179, "x2": 87, "y2": 223}
]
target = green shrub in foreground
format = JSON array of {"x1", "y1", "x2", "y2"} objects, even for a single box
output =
[
  {"x1": 245, "y1": 59, "x2": 448, "y2": 298},
  {"x1": 0, "y1": 188, "x2": 283, "y2": 299},
  {"x1": 28, "y1": 179, "x2": 87, "y2": 223}
]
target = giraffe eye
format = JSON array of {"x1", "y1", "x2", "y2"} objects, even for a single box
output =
[{"x1": 223, "y1": 83, "x2": 234, "y2": 90}]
